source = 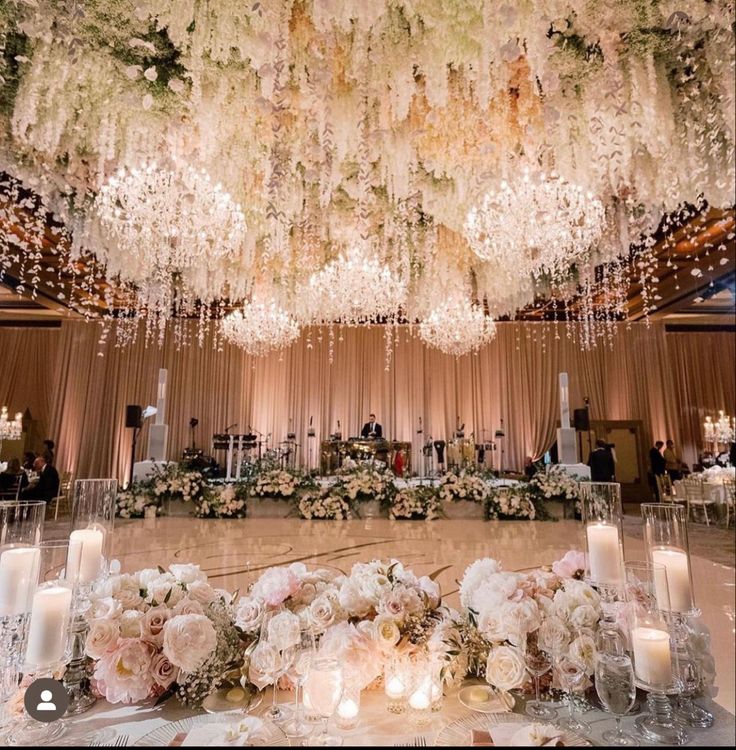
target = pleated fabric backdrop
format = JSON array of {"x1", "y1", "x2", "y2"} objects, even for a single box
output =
[{"x1": 0, "y1": 320, "x2": 733, "y2": 482}]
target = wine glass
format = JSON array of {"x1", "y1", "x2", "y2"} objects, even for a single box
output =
[
  {"x1": 259, "y1": 609, "x2": 298, "y2": 723},
  {"x1": 523, "y1": 629, "x2": 557, "y2": 720},
  {"x1": 305, "y1": 657, "x2": 343, "y2": 746},
  {"x1": 554, "y1": 653, "x2": 591, "y2": 734},
  {"x1": 595, "y1": 652, "x2": 636, "y2": 745},
  {"x1": 283, "y1": 626, "x2": 316, "y2": 738}
]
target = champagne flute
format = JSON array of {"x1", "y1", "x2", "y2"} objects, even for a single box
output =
[
  {"x1": 523, "y1": 629, "x2": 557, "y2": 720},
  {"x1": 260, "y1": 609, "x2": 297, "y2": 722},
  {"x1": 554, "y1": 653, "x2": 591, "y2": 734},
  {"x1": 305, "y1": 657, "x2": 343, "y2": 746},
  {"x1": 595, "y1": 652, "x2": 636, "y2": 745},
  {"x1": 283, "y1": 626, "x2": 316, "y2": 738}
]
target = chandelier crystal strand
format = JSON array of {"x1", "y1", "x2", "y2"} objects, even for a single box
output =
[
  {"x1": 418, "y1": 296, "x2": 497, "y2": 357},
  {"x1": 221, "y1": 300, "x2": 300, "y2": 357},
  {"x1": 464, "y1": 169, "x2": 606, "y2": 285}
]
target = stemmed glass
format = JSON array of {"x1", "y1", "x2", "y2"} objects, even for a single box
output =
[
  {"x1": 259, "y1": 609, "x2": 297, "y2": 723},
  {"x1": 305, "y1": 656, "x2": 343, "y2": 746},
  {"x1": 523, "y1": 629, "x2": 556, "y2": 720},
  {"x1": 283, "y1": 626, "x2": 316, "y2": 738},
  {"x1": 595, "y1": 652, "x2": 637, "y2": 745},
  {"x1": 553, "y1": 653, "x2": 591, "y2": 735}
]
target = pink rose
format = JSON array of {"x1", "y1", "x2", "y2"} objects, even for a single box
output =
[
  {"x1": 552, "y1": 550, "x2": 586, "y2": 580},
  {"x1": 94, "y1": 639, "x2": 155, "y2": 703},
  {"x1": 150, "y1": 653, "x2": 180, "y2": 690},
  {"x1": 251, "y1": 567, "x2": 301, "y2": 607},
  {"x1": 141, "y1": 605, "x2": 171, "y2": 647}
]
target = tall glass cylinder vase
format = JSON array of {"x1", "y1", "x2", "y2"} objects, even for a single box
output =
[
  {"x1": 641, "y1": 503, "x2": 712, "y2": 728},
  {"x1": 624, "y1": 562, "x2": 687, "y2": 746},
  {"x1": 580, "y1": 482, "x2": 624, "y2": 619},
  {"x1": 65, "y1": 479, "x2": 117, "y2": 715},
  {"x1": 7, "y1": 539, "x2": 81, "y2": 746},
  {"x1": 0, "y1": 500, "x2": 45, "y2": 730}
]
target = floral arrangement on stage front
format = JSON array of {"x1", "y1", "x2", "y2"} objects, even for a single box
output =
[
  {"x1": 251, "y1": 468, "x2": 311, "y2": 499},
  {"x1": 482, "y1": 483, "x2": 553, "y2": 522},
  {"x1": 116, "y1": 483, "x2": 161, "y2": 519},
  {"x1": 84, "y1": 564, "x2": 243, "y2": 707},
  {"x1": 295, "y1": 487, "x2": 355, "y2": 520},
  {"x1": 438, "y1": 468, "x2": 491, "y2": 504},
  {"x1": 151, "y1": 463, "x2": 206, "y2": 506},
  {"x1": 195, "y1": 482, "x2": 248, "y2": 519},
  {"x1": 529, "y1": 465, "x2": 582, "y2": 504},
  {"x1": 456, "y1": 555, "x2": 601, "y2": 692},
  {"x1": 335, "y1": 460, "x2": 397, "y2": 505},
  {"x1": 389, "y1": 486, "x2": 443, "y2": 521}
]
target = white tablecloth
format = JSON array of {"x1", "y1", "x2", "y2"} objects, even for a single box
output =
[{"x1": 53, "y1": 684, "x2": 735, "y2": 747}]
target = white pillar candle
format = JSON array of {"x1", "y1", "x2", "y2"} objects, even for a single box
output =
[
  {"x1": 631, "y1": 626, "x2": 672, "y2": 687},
  {"x1": 68, "y1": 528, "x2": 104, "y2": 583},
  {"x1": 385, "y1": 675, "x2": 406, "y2": 699},
  {"x1": 586, "y1": 522, "x2": 622, "y2": 585},
  {"x1": 651, "y1": 547, "x2": 693, "y2": 613},
  {"x1": 25, "y1": 585, "x2": 73, "y2": 667},
  {"x1": 0, "y1": 547, "x2": 40, "y2": 616},
  {"x1": 408, "y1": 690, "x2": 431, "y2": 710},
  {"x1": 337, "y1": 697, "x2": 359, "y2": 719}
]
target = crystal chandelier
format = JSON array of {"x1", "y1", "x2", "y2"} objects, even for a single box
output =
[
  {"x1": 418, "y1": 297, "x2": 497, "y2": 357},
  {"x1": 703, "y1": 411, "x2": 735, "y2": 450},
  {"x1": 464, "y1": 169, "x2": 606, "y2": 285},
  {"x1": 0, "y1": 406, "x2": 23, "y2": 441},
  {"x1": 93, "y1": 162, "x2": 249, "y2": 337},
  {"x1": 221, "y1": 299, "x2": 300, "y2": 357},
  {"x1": 299, "y1": 245, "x2": 407, "y2": 325}
]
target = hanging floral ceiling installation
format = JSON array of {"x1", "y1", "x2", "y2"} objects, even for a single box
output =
[{"x1": 0, "y1": 1, "x2": 734, "y2": 357}]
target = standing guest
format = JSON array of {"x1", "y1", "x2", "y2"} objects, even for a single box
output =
[
  {"x1": 663, "y1": 439, "x2": 684, "y2": 481},
  {"x1": 588, "y1": 440, "x2": 616, "y2": 482},
  {"x1": 649, "y1": 441, "x2": 666, "y2": 476},
  {"x1": 730, "y1": 441, "x2": 736, "y2": 468},
  {"x1": 42, "y1": 439, "x2": 55, "y2": 466},
  {"x1": 20, "y1": 456, "x2": 60, "y2": 502}
]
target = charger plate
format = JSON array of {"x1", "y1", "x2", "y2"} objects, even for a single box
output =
[
  {"x1": 132, "y1": 713, "x2": 287, "y2": 746},
  {"x1": 434, "y1": 711, "x2": 591, "y2": 746}
]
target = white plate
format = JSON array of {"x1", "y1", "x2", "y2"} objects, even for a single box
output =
[
  {"x1": 458, "y1": 684, "x2": 515, "y2": 714},
  {"x1": 434, "y1": 711, "x2": 591, "y2": 746},
  {"x1": 132, "y1": 714, "x2": 288, "y2": 746}
]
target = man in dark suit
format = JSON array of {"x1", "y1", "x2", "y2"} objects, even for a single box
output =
[
  {"x1": 21, "y1": 456, "x2": 60, "y2": 502},
  {"x1": 649, "y1": 441, "x2": 666, "y2": 476},
  {"x1": 361, "y1": 413, "x2": 383, "y2": 439},
  {"x1": 588, "y1": 440, "x2": 616, "y2": 482}
]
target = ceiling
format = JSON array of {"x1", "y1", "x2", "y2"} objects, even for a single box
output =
[{"x1": 1, "y1": 175, "x2": 734, "y2": 331}]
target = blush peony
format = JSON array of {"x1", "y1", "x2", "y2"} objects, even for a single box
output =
[{"x1": 162, "y1": 614, "x2": 217, "y2": 673}]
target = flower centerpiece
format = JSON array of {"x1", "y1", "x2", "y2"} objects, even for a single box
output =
[
  {"x1": 484, "y1": 484, "x2": 550, "y2": 521},
  {"x1": 83, "y1": 564, "x2": 243, "y2": 706},
  {"x1": 116, "y1": 483, "x2": 161, "y2": 519},
  {"x1": 389, "y1": 486, "x2": 443, "y2": 521},
  {"x1": 196, "y1": 482, "x2": 248, "y2": 519},
  {"x1": 438, "y1": 468, "x2": 490, "y2": 504},
  {"x1": 456, "y1": 555, "x2": 602, "y2": 693},
  {"x1": 151, "y1": 463, "x2": 206, "y2": 507},
  {"x1": 251, "y1": 469, "x2": 307, "y2": 500},
  {"x1": 529, "y1": 466, "x2": 581, "y2": 504},
  {"x1": 296, "y1": 487, "x2": 354, "y2": 520},
  {"x1": 335, "y1": 461, "x2": 396, "y2": 505}
]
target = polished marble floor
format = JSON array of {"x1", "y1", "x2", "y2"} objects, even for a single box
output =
[{"x1": 106, "y1": 516, "x2": 735, "y2": 715}]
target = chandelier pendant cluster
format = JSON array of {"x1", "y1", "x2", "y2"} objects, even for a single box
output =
[
  {"x1": 703, "y1": 411, "x2": 735, "y2": 451},
  {"x1": 418, "y1": 297, "x2": 497, "y2": 357},
  {"x1": 220, "y1": 300, "x2": 300, "y2": 357},
  {"x1": 0, "y1": 406, "x2": 23, "y2": 442}
]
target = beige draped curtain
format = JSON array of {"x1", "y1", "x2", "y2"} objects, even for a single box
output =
[{"x1": 0, "y1": 321, "x2": 733, "y2": 482}]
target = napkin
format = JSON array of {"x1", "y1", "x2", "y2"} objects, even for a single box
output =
[
  {"x1": 178, "y1": 717, "x2": 267, "y2": 746},
  {"x1": 489, "y1": 723, "x2": 563, "y2": 747}
]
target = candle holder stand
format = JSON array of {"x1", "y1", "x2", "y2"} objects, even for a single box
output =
[
  {"x1": 635, "y1": 691, "x2": 688, "y2": 745},
  {"x1": 671, "y1": 615, "x2": 714, "y2": 728},
  {"x1": 63, "y1": 612, "x2": 96, "y2": 715}
]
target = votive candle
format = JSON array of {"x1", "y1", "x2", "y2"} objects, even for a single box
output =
[
  {"x1": 631, "y1": 626, "x2": 672, "y2": 687},
  {"x1": 68, "y1": 528, "x2": 104, "y2": 583},
  {"x1": 586, "y1": 522, "x2": 623, "y2": 585},
  {"x1": 25, "y1": 585, "x2": 73, "y2": 667},
  {"x1": 651, "y1": 546, "x2": 693, "y2": 613}
]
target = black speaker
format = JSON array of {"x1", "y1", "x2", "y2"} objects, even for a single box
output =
[
  {"x1": 125, "y1": 404, "x2": 142, "y2": 429},
  {"x1": 573, "y1": 407, "x2": 590, "y2": 432}
]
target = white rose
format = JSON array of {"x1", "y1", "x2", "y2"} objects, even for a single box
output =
[
  {"x1": 162, "y1": 614, "x2": 217, "y2": 673},
  {"x1": 187, "y1": 580, "x2": 218, "y2": 605},
  {"x1": 485, "y1": 645, "x2": 526, "y2": 691},
  {"x1": 169, "y1": 564, "x2": 206, "y2": 584},
  {"x1": 85, "y1": 619, "x2": 120, "y2": 658},
  {"x1": 120, "y1": 610, "x2": 144, "y2": 638},
  {"x1": 539, "y1": 616, "x2": 570, "y2": 655},
  {"x1": 115, "y1": 575, "x2": 144, "y2": 610},
  {"x1": 459, "y1": 558, "x2": 503, "y2": 609},
  {"x1": 137, "y1": 568, "x2": 164, "y2": 588},
  {"x1": 267, "y1": 610, "x2": 301, "y2": 650},
  {"x1": 147, "y1": 576, "x2": 184, "y2": 607},
  {"x1": 374, "y1": 615, "x2": 401, "y2": 649},
  {"x1": 87, "y1": 596, "x2": 122, "y2": 622},
  {"x1": 173, "y1": 597, "x2": 205, "y2": 617},
  {"x1": 477, "y1": 607, "x2": 509, "y2": 643},
  {"x1": 309, "y1": 593, "x2": 337, "y2": 632},
  {"x1": 570, "y1": 604, "x2": 599, "y2": 630},
  {"x1": 235, "y1": 597, "x2": 265, "y2": 633},
  {"x1": 569, "y1": 634, "x2": 596, "y2": 675}
]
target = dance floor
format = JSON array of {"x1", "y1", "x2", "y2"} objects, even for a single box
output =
[{"x1": 102, "y1": 516, "x2": 736, "y2": 715}]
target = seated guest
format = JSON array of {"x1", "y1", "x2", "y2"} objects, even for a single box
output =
[
  {"x1": 361, "y1": 413, "x2": 383, "y2": 439},
  {"x1": 42, "y1": 439, "x2": 55, "y2": 466},
  {"x1": 22, "y1": 451, "x2": 36, "y2": 471},
  {"x1": 21, "y1": 456, "x2": 60, "y2": 502},
  {"x1": 0, "y1": 458, "x2": 22, "y2": 492},
  {"x1": 588, "y1": 439, "x2": 616, "y2": 482}
]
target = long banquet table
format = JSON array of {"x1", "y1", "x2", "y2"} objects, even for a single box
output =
[{"x1": 55, "y1": 684, "x2": 735, "y2": 746}]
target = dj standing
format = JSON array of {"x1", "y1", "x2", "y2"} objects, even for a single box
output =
[{"x1": 361, "y1": 413, "x2": 383, "y2": 439}]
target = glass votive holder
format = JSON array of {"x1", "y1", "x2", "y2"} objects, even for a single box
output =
[
  {"x1": 384, "y1": 660, "x2": 408, "y2": 714},
  {"x1": 407, "y1": 674, "x2": 433, "y2": 727},
  {"x1": 429, "y1": 666, "x2": 444, "y2": 712},
  {"x1": 335, "y1": 685, "x2": 360, "y2": 730}
]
